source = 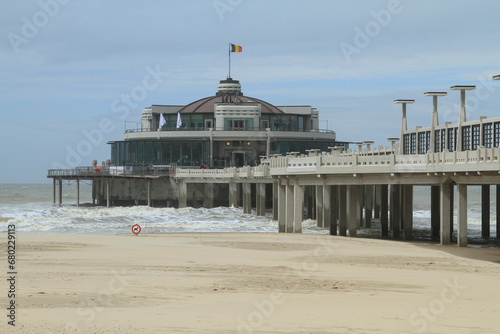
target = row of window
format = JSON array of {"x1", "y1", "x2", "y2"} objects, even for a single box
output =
[
  {"x1": 403, "y1": 122, "x2": 500, "y2": 154},
  {"x1": 158, "y1": 113, "x2": 309, "y2": 132}
]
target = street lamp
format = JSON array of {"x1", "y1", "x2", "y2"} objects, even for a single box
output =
[
  {"x1": 394, "y1": 99, "x2": 415, "y2": 154},
  {"x1": 450, "y1": 85, "x2": 476, "y2": 151},
  {"x1": 424, "y1": 92, "x2": 447, "y2": 153}
]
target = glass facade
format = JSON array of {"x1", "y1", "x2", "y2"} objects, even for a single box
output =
[
  {"x1": 483, "y1": 123, "x2": 492, "y2": 148},
  {"x1": 462, "y1": 126, "x2": 471, "y2": 151},
  {"x1": 111, "y1": 140, "x2": 209, "y2": 166}
]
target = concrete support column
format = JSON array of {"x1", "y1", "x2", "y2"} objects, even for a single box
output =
[
  {"x1": 76, "y1": 179, "x2": 80, "y2": 207},
  {"x1": 481, "y1": 185, "x2": 490, "y2": 239},
  {"x1": 450, "y1": 183, "x2": 455, "y2": 239},
  {"x1": 323, "y1": 184, "x2": 331, "y2": 229},
  {"x1": 58, "y1": 178, "x2": 63, "y2": 207},
  {"x1": 316, "y1": 185, "x2": 324, "y2": 227},
  {"x1": 338, "y1": 185, "x2": 347, "y2": 236},
  {"x1": 457, "y1": 184, "x2": 468, "y2": 247},
  {"x1": 293, "y1": 184, "x2": 304, "y2": 233},
  {"x1": 390, "y1": 184, "x2": 401, "y2": 239},
  {"x1": 330, "y1": 185, "x2": 338, "y2": 235},
  {"x1": 178, "y1": 181, "x2": 187, "y2": 208},
  {"x1": 256, "y1": 183, "x2": 266, "y2": 216},
  {"x1": 204, "y1": 183, "x2": 214, "y2": 209},
  {"x1": 365, "y1": 185, "x2": 373, "y2": 228},
  {"x1": 440, "y1": 182, "x2": 452, "y2": 245},
  {"x1": 106, "y1": 180, "x2": 110, "y2": 208},
  {"x1": 278, "y1": 182, "x2": 286, "y2": 233},
  {"x1": 381, "y1": 184, "x2": 389, "y2": 237},
  {"x1": 53, "y1": 178, "x2": 56, "y2": 204},
  {"x1": 358, "y1": 186, "x2": 364, "y2": 228},
  {"x1": 431, "y1": 186, "x2": 440, "y2": 240},
  {"x1": 374, "y1": 185, "x2": 381, "y2": 219},
  {"x1": 147, "y1": 180, "x2": 151, "y2": 207},
  {"x1": 285, "y1": 183, "x2": 294, "y2": 233},
  {"x1": 243, "y1": 183, "x2": 251, "y2": 214},
  {"x1": 497, "y1": 185, "x2": 500, "y2": 240},
  {"x1": 272, "y1": 181, "x2": 278, "y2": 220},
  {"x1": 92, "y1": 180, "x2": 96, "y2": 205},
  {"x1": 347, "y1": 185, "x2": 358, "y2": 237},
  {"x1": 402, "y1": 185, "x2": 413, "y2": 240},
  {"x1": 229, "y1": 182, "x2": 238, "y2": 208}
]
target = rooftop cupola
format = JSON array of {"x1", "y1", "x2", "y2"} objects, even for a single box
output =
[{"x1": 216, "y1": 78, "x2": 243, "y2": 102}]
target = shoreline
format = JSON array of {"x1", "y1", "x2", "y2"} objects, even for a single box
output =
[{"x1": 2, "y1": 232, "x2": 499, "y2": 333}]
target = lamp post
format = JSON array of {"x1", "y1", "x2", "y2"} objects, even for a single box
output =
[
  {"x1": 394, "y1": 99, "x2": 415, "y2": 155},
  {"x1": 450, "y1": 85, "x2": 476, "y2": 151},
  {"x1": 424, "y1": 92, "x2": 447, "y2": 153}
]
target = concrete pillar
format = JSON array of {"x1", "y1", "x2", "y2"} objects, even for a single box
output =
[
  {"x1": 450, "y1": 183, "x2": 454, "y2": 239},
  {"x1": 380, "y1": 184, "x2": 389, "y2": 237},
  {"x1": 402, "y1": 185, "x2": 413, "y2": 240},
  {"x1": 440, "y1": 182, "x2": 452, "y2": 245},
  {"x1": 243, "y1": 183, "x2": 251, "y2": 214},
  {"x1": 58, "y1": 178, "x2": 62, "y2": 207},
  {"x1": 106, "y1": 180, "x2": 110, "y2": 208},
  {"x1": 53, "y1": 178, "x2": 56, "y2": 204},
  {"x1": 272, "y1": 181, "x2": 278, "y2": 220},
  {"x1": 365, "y1": 185, "x2": 373, "y2": 228},
  {"x1": 229, "y1": 182, "x2": 238, "y2": 208},
  {"x1": 330, "y1": 185, "x2": 338, "y2": 235},
  {"x1": 293, "y1": 184, "x2": 304, "y2": 233},
  {"x1": 481, "y1": 185, "x2": 490, "y2": 239},
  {"x1": 256, "y1": 183, "x2": 266, "y2": 216},
  {"x1": 457, "y1": 184, "x2": 468, "y2": 247},
  {"x1": 390, "y1": 184, "x2": 401, "y2": 239},
  {"x1": 92, "y1": 180, "x2": 96, "y2": 205},
  {"x1": 316, "y1": 185, "x2": 324, "y2": 227},
  {"x1": 278, "y1": 182, "x2": 286, "y2": 233},
  {"x1": 497, "y1": 185, "x2": 500, "y2": 240},
  {"x1": 338, "y1": 185, "x2": 347, "y2": 236},
  {"x1": 178, "y1": 181, "x2": 187, "y2": 208},
  {"x1": 358, "y1": 186, "x2": 364, "y2": 228},
  {"x1": 147, "y1": 180, "x2": 151, "y2": 207},
  {"x1": 76, "y1": 179, "x2": 80, "y2": 207},
  {"x1": 374, "y1": 185, "x2": 381, "y2": 219},
  {"x1": 286, "y1": 184, "x2": 294, "y2": 233},
  {"x1": 323, "y1": 185, "x2": 331, "y2": 229},
  {"x1": 431, "y1": 186, "x2": 440, "y2": 240},
  {"x1": 347, "y1": 185, "x2": 359, "y2": 237},
  {"x1": 204, "y1": 183, "x2": 214, "y2": 208}
]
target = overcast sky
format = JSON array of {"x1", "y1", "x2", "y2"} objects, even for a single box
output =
[{"x1": 1, "y1": 0, "x2": 500, "y2": 184}]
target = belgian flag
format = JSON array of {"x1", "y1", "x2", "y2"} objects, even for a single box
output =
[{"x1": 231, "y1": 44, "x2": 242, "y2": 52}]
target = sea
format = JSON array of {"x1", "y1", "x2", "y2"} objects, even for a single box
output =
[{"x1": 0, "y1": 183, "x2": 498, "y2": 246}]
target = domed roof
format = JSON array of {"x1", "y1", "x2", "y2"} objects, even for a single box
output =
[
  {"x1": 178, "y1": 95, "x2": 284, "y2": 114},
  {"x1": 178, "y1": 78, "x2": 284, "y2": 114}
]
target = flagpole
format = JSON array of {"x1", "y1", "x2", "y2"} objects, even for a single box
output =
[{"x1": 228, "y1": 42, "x2": 231, "y2": 79}]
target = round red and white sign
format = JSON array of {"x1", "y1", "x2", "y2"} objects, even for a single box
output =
[{"x1": 131, "y1": 224, "x2": 141, "y2": 235}]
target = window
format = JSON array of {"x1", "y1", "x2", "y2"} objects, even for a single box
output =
[
  {"x1": 410, "y1": 133, "x2": 416, "y2": 154},
  {"x1": 434, "y1": 130, "x2": 441, "y2": 152},
  {"x1": 462, "y1": 126, "x2": 471, "y2": 151},
  {"x1": 483, "y1": 123, "x2": 492, "y2": 148},
  {"x1": 205, "y1": 119, "x2": 213, "y2": 129},
  {"x1": 441, "y1": 129, "x2": 446, "y2": 152},
  {"x1": 232, "y1": 119, "x2": 245, "y2": 130},
  {"x1": 494, "y1": 122, "x2": 500, "y2": 147},
  {"x1": 418, "y1": 132, "x2": 426, "y2": 154},
  {"x1": 261, "y1": 120, "x2": 269, "y2": 129},
  {"x1": 448, "y1": 128, "x2": 455, "y2": 152},
  {"x1": 471, "y1": 124, "x2": 480, "y2": 150},
  {"x1": 403, "y1": 134, "x2": 410, "y2": 154}
]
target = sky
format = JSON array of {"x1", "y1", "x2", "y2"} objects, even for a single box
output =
[{"x1": 1, "y1": 0, "x2": 500, "y2": 184}]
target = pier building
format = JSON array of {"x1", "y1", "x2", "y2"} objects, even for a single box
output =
[
  {"x1": 109, "y1": 78, "x2": 347, "y2": 168},
  {"x1": 48, "y1": 74, "x2": 500, "y2": 247}
]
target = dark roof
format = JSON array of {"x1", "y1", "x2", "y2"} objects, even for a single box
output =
[{"x1": 178, "y1": 95, "x2": 284, "y2": 114}]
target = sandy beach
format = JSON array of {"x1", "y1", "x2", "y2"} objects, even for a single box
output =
[{"x1": 2, "y1": 233, "x2": 500, "y2": 333}]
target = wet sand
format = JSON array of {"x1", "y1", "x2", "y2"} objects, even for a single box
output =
[{"x1": 2, "y1": 233, "x2": 500, "y2": 333}]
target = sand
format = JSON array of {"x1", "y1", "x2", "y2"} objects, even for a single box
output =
[{"x1": 1, "y1": 233, "x2": 500, "y2": 333}]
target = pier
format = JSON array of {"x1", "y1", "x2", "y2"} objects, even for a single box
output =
[{"x1": 48, "y1": 76, "x2": 500, "y2": 247}]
